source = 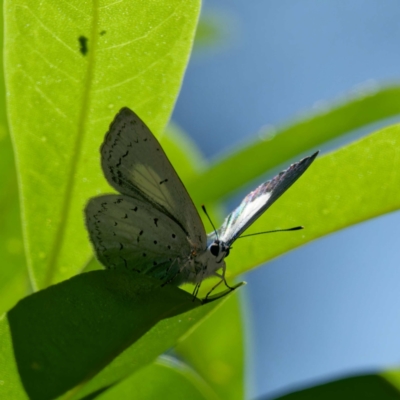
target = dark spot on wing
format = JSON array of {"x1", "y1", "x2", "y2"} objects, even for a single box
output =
[
  {"x1": 131, "y1": 207, "x2": 138, "y2": 212},
  {"x1": 154, "y1": 218, "x2": 158, "y2": 227},
  {"x1": 153, "y1": 240, "x2": 157, "y2": 245},
  {"x1": 159, "y1": 179, "x2": 168, "y2": 185},
  {"x1": 122, "y1": 150, "x2": 129, "y2": 158},
  {"x1": 78, "y1": 35, "x2": 88, "y2": 55},
  {"x1": 119, "y1": 243, "x2": 124, "y2": 250},
  {"x1": 114, "y1": 222, "x2": 118, "y2": 226},
  {"x1": 123, "y1": 214, "x2": 128, "y2": 219},
  {"x1": 153, "y1": 261, "x2": 157, "y2": 266},
  {"x1": 142, "y1": 253, "x2": 146, "y2": 257},
  {"x1": 172, "y1": 234, "x2": 176, "y2": 238},
  {"x1": 167, "y1": 245, "x2": 171, "y2": 250}
]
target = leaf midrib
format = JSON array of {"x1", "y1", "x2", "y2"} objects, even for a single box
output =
[{"x1": 44, "y1": 1, "x2": 99, "y2": 288}]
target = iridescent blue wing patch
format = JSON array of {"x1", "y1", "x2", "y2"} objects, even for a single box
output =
[{"x1": 217, "y1": 152, "x2": 318, "y2": 246}]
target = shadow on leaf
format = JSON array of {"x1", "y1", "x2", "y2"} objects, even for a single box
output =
[{"x1": 7, "y1": 270, "x2": 200, "y2": 400}]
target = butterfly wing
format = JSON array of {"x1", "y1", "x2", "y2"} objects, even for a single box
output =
[
  {"x1": 217, "y1": 152, "x2": 318, "y2": 246},
  {"x1": 85, "y1": 194, "x2": 193, "y2": 285},
  {"x1": 100, "y1": 107, "x2": 206, "y2": 248}
]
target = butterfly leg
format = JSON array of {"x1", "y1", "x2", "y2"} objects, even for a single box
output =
[
  {"x1": 192, "y1": 282, "x2": 202, "y2": 300},
  {"x1": 206, "y1": 261, "x2": 236, "y2": 297},
  {"x1": 191, "y1": 262, "x2": 210, "y2": 300},
  {"x1": 204, "y1": 274, "x2": 224, "y2": 300},
  {"x1": 220, "y1": 263, "x2": 235, "y2": 291}
]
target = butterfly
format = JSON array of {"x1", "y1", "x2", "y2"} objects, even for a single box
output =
[{"x1": 85, "y1": 107, "x2": 318, "y2": 302}]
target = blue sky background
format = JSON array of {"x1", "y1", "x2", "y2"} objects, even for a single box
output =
[{"x1": 172, "y1": 1, "x2": 400, "y2": 398}]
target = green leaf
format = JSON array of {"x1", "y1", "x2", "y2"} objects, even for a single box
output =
[
  {"x1": 0, "y1": 314, "x2": 26, "y2": 400},
  {"x1": 381, "y1": 371, "x2": 400, "y2": 393},
  {"x1": 0, "y1": 269, "x2": 28, "y2": 317},
  {"x1": 175, "y1": 292, "x2": 245, "y2": 400},
  {"x1": 273, "y1": 373, "x2": 400, "y2": 399},
  {"x1": 4, "y1": 0, "x2": 201, "y2": 290},
  {"x1": 194, "y1": 15, "x2": 221, "y2": 47},
  {"x1": 67, "y1": 300, "x2": 226, "y2": 400},
  {"x1": 0, "y1": 270, "x2": 201, "y2": 400},
  {"x1": 0, "y1": 1, "x2": 28, "y2": 314},
  {"x1": 81, "y1": 256, "x2": 104, "y2": 273},
  {"x1": 96, "y1": 356, "x2": 219, "y2": 400},
  {"x1": 188, "y1": 85, "x2": 400, "y2": 204},
  {"x1": 212, "y1": 123, "x2": 400, "y2": 280},
  {"x1": 0, "y1": 133, "x2": 28, "y2": 315}
]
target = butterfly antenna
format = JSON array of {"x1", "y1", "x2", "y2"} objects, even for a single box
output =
[
  {"x1": 201, "y1": 205, "x2": 219, "y2": 240},
  {"x1": 238, "y1": 226, "x2": 303, "y2": 239}
]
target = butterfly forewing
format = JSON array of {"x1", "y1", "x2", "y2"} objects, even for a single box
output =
[
  {"x1": 218, "y1": 152, "x2": 318, "y2": 246},
  {"x1": 100, "y1": 108, "x2": 206, "y2": 248},
  {"x1": 85, "y1": 194, "x2": 191, "y2": 283}
]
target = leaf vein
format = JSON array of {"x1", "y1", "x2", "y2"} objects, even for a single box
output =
[
  {"x1": 100, "y1": 11, "x2": 177, "y2": 51},
  {"x1": 15, "y1": 4, "x2": 79, "y2": 56}
]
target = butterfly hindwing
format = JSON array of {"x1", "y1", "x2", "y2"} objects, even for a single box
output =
[
  {"x1": 218, "y1": 152, "x2": 318, "y2": 245},
  {"x1": 85, "y1": 194, "x2": 191, "y2": 283},
  {"x1": 100, "y1": 108, "x2": 206, "y2": 249}
]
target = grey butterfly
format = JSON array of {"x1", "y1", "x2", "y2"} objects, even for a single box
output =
[{"x1": 85, "y1": 107, "x2": 318, "y2": 301}]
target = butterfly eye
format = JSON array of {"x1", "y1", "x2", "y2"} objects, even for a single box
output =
[{"x1": 210, "y1": 243, "x2": 220, "y2": 257}]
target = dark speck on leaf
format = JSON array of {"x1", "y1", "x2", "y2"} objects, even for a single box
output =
[
  {"x1": 100, "y1": 30, "x2": 106, "y2": 36},
  {"x1": 78, "y1": 35, "x2": 89, "y2": 55}
]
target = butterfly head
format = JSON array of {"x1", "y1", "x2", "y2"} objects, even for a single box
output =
[{"x1": 208, "y1": 239, "x2": 230, "y2": 263}]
